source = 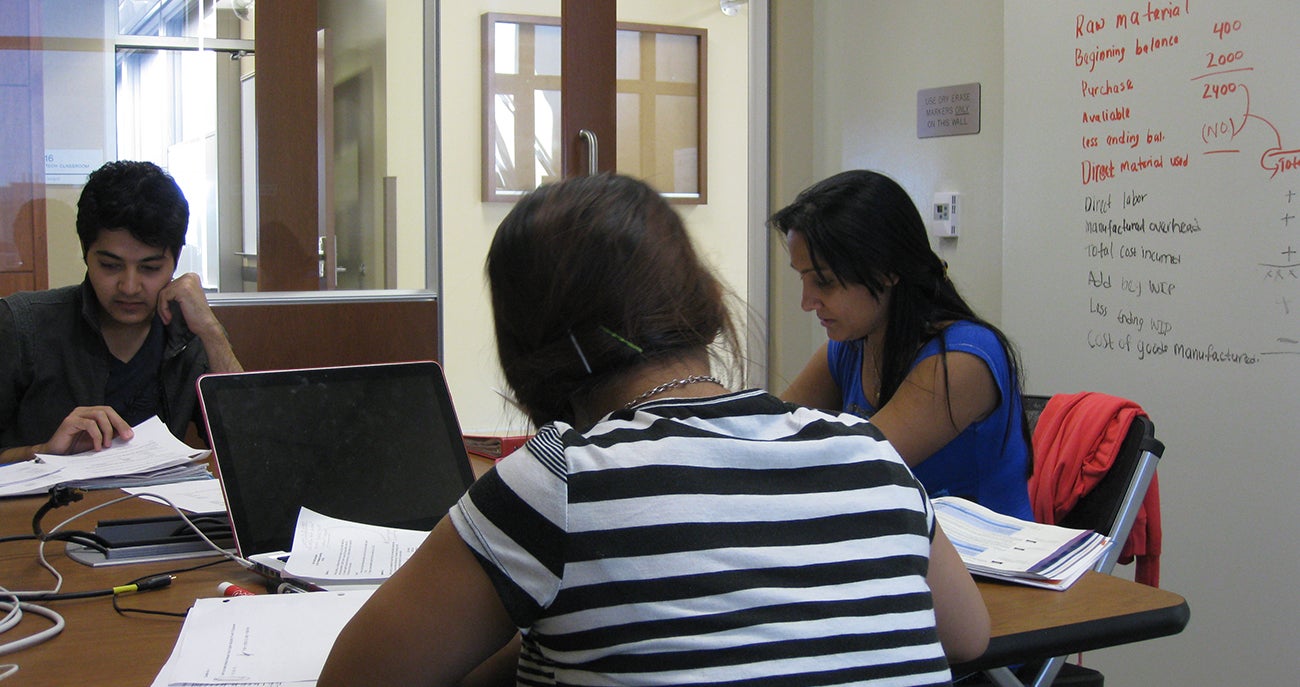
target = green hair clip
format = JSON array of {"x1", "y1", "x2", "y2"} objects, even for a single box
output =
[{"x1": 600, "y1": 326, "x2": 644, "y2": 354}]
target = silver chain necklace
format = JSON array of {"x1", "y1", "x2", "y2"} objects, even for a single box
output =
[{"x1": 624, "y1": 374, "x2": 723, "y2": 408}]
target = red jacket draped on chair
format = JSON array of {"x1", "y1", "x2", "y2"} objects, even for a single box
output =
[{"x1": 1029, "y1": 391, "x2": 1161, "y2": 587}]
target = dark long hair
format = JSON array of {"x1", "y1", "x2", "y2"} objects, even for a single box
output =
[
  {"x1": 770, "y1": 170, "x2": 1031, "y2": 454},
  {"x1": 486, "y1": 173, "x2": 739, "y2": 428}
]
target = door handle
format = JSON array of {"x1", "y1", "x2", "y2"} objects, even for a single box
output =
[{"x1": 578, "y1": 128, "x2": 599, "y2": 176}]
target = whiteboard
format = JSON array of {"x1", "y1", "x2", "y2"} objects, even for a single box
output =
[{"x1": 1004, "y1": 2, "x2": 1298, "y2": 683}]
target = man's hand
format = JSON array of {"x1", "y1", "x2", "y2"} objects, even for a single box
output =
[
  {"x1": 157, "y1": 272, "x2": 243, "y2": 373},
  {"x1": 40, "y1": 406, "x2": 134, "y2": 455},
  {"x1": 158, "y1": 273, "x2": 223, "y2": 339}
]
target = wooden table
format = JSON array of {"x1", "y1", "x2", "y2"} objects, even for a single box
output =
[
  {"x1": 1, "y1": 489, "x2": 262, "y2": 686},
  {"x1": 1, "y1": 481, "x2": 1188, "y2": 686},
  {"x1": 952, "y1": 570, "x2": 1188, "y2": 674}
]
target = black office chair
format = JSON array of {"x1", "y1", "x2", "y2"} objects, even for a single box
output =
[
  {"x1": 1021, "y1": 393, "x2": 1051, "y2": 430},
  {"x1": 967, "y1": 393, "x2": 1166, "y2": 687}
]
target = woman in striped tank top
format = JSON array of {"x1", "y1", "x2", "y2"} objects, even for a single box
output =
[{"x1": 320, "y1": 173, "x2": 989, "y2": 687}]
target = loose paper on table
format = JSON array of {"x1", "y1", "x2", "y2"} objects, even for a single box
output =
[
  {"x1": 149, "y1": 589, "x2": 373, "y2": 687},
  {"x1": 0, "y1": 416, "x2": 209, "y2": 497}
]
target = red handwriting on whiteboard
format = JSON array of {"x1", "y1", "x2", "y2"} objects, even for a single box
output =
[{"x1": 1190, "y1": 23, "x2": 1300, "y2": 179}]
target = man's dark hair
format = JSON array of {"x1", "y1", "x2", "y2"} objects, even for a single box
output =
[{"x1": 76, "y1": 160, "x2": 189, "y2": 260}]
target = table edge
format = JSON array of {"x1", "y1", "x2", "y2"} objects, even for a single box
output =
[{"x1": 950, "y1": 598, "x2": 1190, "y2": 672}]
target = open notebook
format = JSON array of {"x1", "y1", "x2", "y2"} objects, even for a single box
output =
[{"x1": 198, "y1": 360, "x2": 476, "y2": 590}]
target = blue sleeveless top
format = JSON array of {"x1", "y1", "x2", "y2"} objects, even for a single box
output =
[{"x1": 828, "y1": 320, "x2": 1033, "y2": 519}]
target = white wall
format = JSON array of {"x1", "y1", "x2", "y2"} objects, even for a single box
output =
[
  {"x1": 439, "y1": 0, "x2": 755, "y2": 434},
  {"x1": 773, "y1": 2, "x2": 1297, "y2": 684},
  {"x1": 766, "y1": 2, "x2": 816, "y2": 390},
  {"x1": 768, "y1": 0, "x2": 1006, "y2": 390},
  {"x1": 388, "y1": 0, "x2": 427, "y2": 291}
]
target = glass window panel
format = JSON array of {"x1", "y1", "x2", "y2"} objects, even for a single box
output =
[
  {"x1": 483, "y1": 14, "x2": 564, "y2": 201},
  {"x1": 167, "y1": 138, "x2": 218, "y2": 284},
  {"x1": 655, "y1": 94, "x2": 698, "y2": 195},
  {"x1": 117, "y1": 0, "x2": 215, "y2": 39},
  {"x1": 483, "y1": 14, "x2": 704, "y2": 203},
  {"x1": 615, "y1": 92, "x2": 640, "y2": 174},
  {"x1": 240, "y1": 75, "x2": 257, "y2": 257},
  {"x1": 116, "y1": 46, "x2": 220, "y2": 287},
  {"x1": 495, "y1": 22, "x2": 519, "y2": 75},
  {"x1": 179, "y1": 50, "x2": 216, "y2": 139},
  {"x1": 535, "y1": 89, "x2": 561, "y2": 187},
  {"x1": 533, "y1": 25, "x2": 561, "y2": 77},
  {"x1": 615, "y1": 30, "x2": 640, "y2": 80},
  {"x1": 493, "y1": 92, "x2": 520, "y2": 191},
  {"x1": 16, "y1": 0, "x2": 419, "y2": 296},
  {"x1": 655, "y1": 33, "x2": 698, "y2": 84}
]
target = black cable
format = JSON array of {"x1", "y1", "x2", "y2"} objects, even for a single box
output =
[
  {"x1": 30, "y1": 485, "x2": 84, "y2": 536},
  {"x1": 18, "y1": 573, "x2": 175, "y2": 602},
  {"x1": 28, "y1": 485, "x2": 113, "y2": 554},
  {"x1": 166, "y1": 514, "x2": 231, "y2": 539},
  {"x1": 43, "y1": 531, "x2": 110, "y2": 555},
  {"x1": 14, "y1": 488, "x2": 235, "y2": 608},
  {"x1": 17, "y1": 487, "x2": 245, "y2": 617},
  {"x1": 130, "y1": 556, "x2": 232, "y2": 583},
  {"x1": 111, "y1": 596, "x2": 188, "y2": 618},
  {"x1": 109, "y1": 574, "x2": 186, "y2": 617},
  {"x1": 111, "y1": 558, "x2": 237, "y2": 619}
]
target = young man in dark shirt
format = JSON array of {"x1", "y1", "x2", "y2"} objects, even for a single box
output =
[{"x1": 0, "y1": 160, "x2": 242, "y2": 463}]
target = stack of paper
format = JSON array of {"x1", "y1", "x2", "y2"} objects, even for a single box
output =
[
  {"x1": 150, "y1": 589, "x2": 373, "y2": 686},
  {"x1": 932, "y1": 496, "x2": 1112, "y2": 591},
  {"x1": 0, "y1": 416, "x2": 210, "y2": 497}
]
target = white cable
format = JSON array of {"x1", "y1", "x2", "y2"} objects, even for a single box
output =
[
  {"x1": 0, "y1": 593, "x2": 19, "y2": 634},
  {"x1": 31, "y1": 537, "x2": 64, "y2": 597},
  {"x1": 123, "y1": 491, "x2": 253, "y2": 569},
  {"x1": 0, "y1": 489, "x2": 264, "y2": 664},
  {"x1": 0, "y1": 597, "x2": 65, "y2": 658},
  {"x1": 10, "y1": 489, "x2": 252, "y2": 601}
]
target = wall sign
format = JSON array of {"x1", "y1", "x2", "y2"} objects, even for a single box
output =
[
  {"x1": 916, "y1": 83, "x2": 981, "y2": 138},
  {"x1": 44, "y1": 149, "x2": 103, "y2": 185}
]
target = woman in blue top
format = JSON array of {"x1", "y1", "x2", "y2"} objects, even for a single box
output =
[{"x1": 771, "y1": 170, "x2": 1034, "y2": 520}]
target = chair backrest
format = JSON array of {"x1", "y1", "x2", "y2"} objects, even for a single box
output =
[
  {"x1": 1027, "y1": 393, "x2": 1166, "y2": 574},
  {"x1": 1022, "y1": 393, "x2": 1052, "y2": 433}
]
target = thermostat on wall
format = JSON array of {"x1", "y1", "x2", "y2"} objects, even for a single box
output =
[{"x1": 931, "y1": 192, "x2": 959, "y2": 238}]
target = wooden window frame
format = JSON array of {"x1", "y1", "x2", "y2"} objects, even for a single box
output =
[{"x1": 481, "y1": 13, "x2": 707, "y2": 204}]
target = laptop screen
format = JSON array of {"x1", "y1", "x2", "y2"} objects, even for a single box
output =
[{"x1": 198, "y1": 361, "x2": 475, "y2": 557}]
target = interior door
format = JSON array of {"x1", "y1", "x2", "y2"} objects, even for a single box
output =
[
  {"x1": 255, "y1": 0, "x2": 322, "y2": 291},
  {"x1": 561, "y1": 0, "x2": 617, "y2": 177}
]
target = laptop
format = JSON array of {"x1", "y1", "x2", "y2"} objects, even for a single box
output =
[{"x1": 197, "y1": 360, "x2": 476, "y2": 590}]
